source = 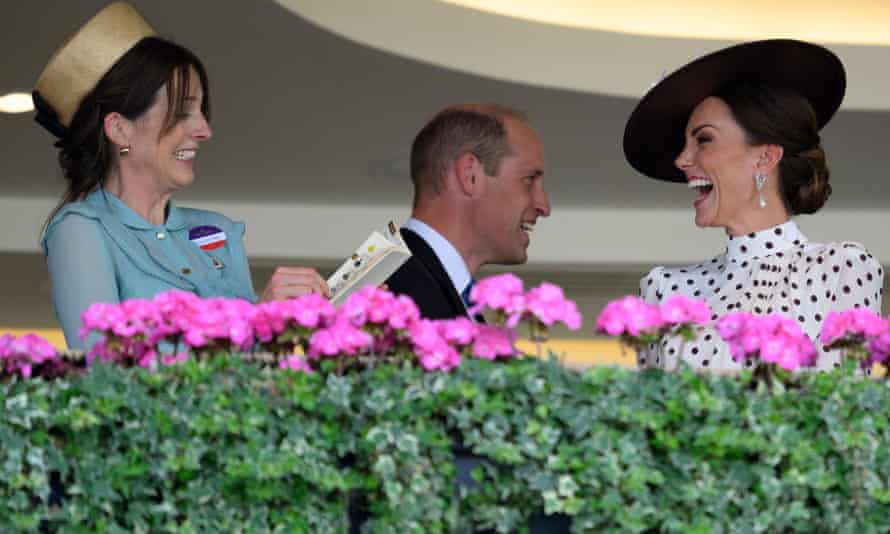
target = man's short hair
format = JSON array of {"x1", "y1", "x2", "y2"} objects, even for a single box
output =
[{"x1": 410, "y1": 103, "x2": 527, "y2": 196}]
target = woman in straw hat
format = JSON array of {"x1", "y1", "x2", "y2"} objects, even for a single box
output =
[
  {"x1": 623, "y1": 39, "x2": 883, "y2": 373},
  {"x1": 35, "y1": 3, "x2": 329, "y2": 349}
]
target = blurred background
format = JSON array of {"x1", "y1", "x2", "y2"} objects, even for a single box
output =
[{"x1": 2, "y1": 0, "x2": 888, "y2": 366}]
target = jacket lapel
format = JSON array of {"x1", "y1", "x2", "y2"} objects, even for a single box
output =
[{"x1": 401, "y1": 228, "x2": 467, "y2": 317}]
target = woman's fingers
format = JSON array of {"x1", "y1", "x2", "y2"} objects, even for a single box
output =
[{"x1": 260, "y1": 266, "x2": 331, "y2": 302}]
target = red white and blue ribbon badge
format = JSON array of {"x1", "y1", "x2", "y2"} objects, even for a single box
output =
[{"x1": 189, "y1": 225, "x2": 227, "y2": 251}]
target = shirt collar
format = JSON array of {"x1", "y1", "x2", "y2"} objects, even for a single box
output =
[
  {"x1": 97, "y1": 188, "x2": 187, "y2": 231},
  {"x1": 725, "y1": 220, "x2": 807, "y2": 263},
  {"x1": 404, "y1": 217, "x2": 472, "y2": 294}
]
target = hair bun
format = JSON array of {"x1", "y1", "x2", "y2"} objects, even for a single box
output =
[{"x1": 782, "y1": 145, "x2": 831, "y2": 214}]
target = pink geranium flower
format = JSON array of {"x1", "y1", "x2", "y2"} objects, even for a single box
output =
[
  {"x1": 867, "y1": 332, "x2": 890, "y2": 364},
  {"x1": 659, "y1": 295, "x2": 712, "y2": 326},
  {"x1": 409, "y1": 319, "x2": 445, "y2": 353},
  {"x1": 438, "y1": 317, "x2": 477, "y2": 347},
  {"x1": 525, "y1": 282, "x2": 582, "y2": 330},
  {"x1": 819, "y1": 309, "x2": 890, "y2": 368},
  {"x1": 469, "y1": 273, "x2": 527, "y2": 325},
  {"x1": 408, "y1": 319, "x2": 465, "y2": 370},
  {"x1": 114, "y1": 299, "x2": 161, "y2": 338},
  {"x1": 279, "y1": 355, "x2": 314, "y2": 374},
  {"x1": 820, "y1": 309, "x2": 889, "y2": 346},
  {"x1": 388, "y1": 295, "x2": 421, "y2": 330},
  {"x1": 0, "y1": 333, "x2": 13, "y2": 355},
  {"x1": 339, "y1": 287, "x2": 374, "y2": 326},
  {"x1": 471, "y1": 325, "x2": 517, "y2": 360},
  {"x1": 416, "y1": 340, "x2": 462, "y2": 372},
  {"x1": 291, "y1": 293, "x2": 337, "y2": 329},
  {"x1": 0, "y1": 333, "x2": 59, "y2": 378},
  {"x1": 308, "y1": 319, "x2": 373, "y2": 358},
  {"x1": 595, "y1": 296, "x2": 665, "y2": 338},
  {"x1": 80, "y1": 302, "x2": 128, "y2": 340},
  {"x1": 136, "y1": 349, "x2": 159, "y2": 370},
  {"x1": 153, "y1": 290, "x2": 205, "y2": 339},
  {"x1": 716, "y1": 312, "x2": 817, "y2": 371},
  {"x1": 250, "y1": 301, "x2": 288, "y2": 343},
  {"x1": 335, "y1": 287, "x2": 421, "y2": 356},
  {"x1": 161, "y1": 352, "x2": 189, "y2": 366}
]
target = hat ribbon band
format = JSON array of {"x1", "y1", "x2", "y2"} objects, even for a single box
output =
[{"x1": 32, "y1": 90, "x2": 68, "y2": 140}]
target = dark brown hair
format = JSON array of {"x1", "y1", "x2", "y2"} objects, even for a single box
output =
[
  {"x1": 410, "y1": 104, "x2": 526, "y2": 198},
  {"x1": 43, "y1": 36, "x2": 210, "y2": 231},
  {"x1": 714, "y1": 81, "x2": 831, "y2": 215}
]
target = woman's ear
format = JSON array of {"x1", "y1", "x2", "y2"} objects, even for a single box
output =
[
  {"x1": 757, "y1": 144, "x2": 784, "y2": 174},
  {"x1": 103, "y1": 112, "x2": 131, "y2": 149}
]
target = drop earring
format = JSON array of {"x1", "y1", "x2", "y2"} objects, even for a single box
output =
[{"x1": 754, "y1": 172, "x2": 766, "y2": 208}]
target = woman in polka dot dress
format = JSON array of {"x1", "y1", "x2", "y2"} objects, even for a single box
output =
[{"x1": 622, "y1": 40, "x2": 884, "y2": 373}]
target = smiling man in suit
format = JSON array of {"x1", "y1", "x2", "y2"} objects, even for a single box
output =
[{"x1": 386, "y1": 103, "x2": 551, "y2": 320}]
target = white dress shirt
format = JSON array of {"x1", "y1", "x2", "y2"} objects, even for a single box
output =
[
  {"x1": 639, "y1": 220, "x2": 884, "y2": 373},
  {"x1": 404, "y1": 218, "x2": 472, "y2": 302}
]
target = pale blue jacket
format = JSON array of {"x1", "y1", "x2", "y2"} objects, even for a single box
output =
[{"x1": 42, "y1": 189, "x2": 257, "y2": 349}]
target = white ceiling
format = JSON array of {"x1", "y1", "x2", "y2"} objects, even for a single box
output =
[
  {"x1": 284, "y1": 0, "x2": 890, "y2": 109},
  {"x1": 441, "y1": 0, "x2": 890, "y2": 45}
]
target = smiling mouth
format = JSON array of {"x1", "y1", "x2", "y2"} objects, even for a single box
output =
[
  {"x1": 687, "y1": 177, "x2": 713, "y2": 202},
  {"x1": 175, "y1": 149, "x2": 196, "y2": 161}
]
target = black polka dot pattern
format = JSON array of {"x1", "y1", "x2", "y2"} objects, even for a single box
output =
[{"x1": 637, "y1": 221, "x2": 884, "y2": 373}]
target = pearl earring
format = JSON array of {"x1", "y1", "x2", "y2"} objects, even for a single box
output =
[{"x1": 754, "y1": 172, "x2": 766, "y2": 208}]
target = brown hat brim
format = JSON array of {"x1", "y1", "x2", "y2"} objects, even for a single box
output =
[{"x1": 622, "y1": 39, "x2": 846, "y2": 183}]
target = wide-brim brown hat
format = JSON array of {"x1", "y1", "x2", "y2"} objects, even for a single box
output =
[
  {"x1": 623, "y1": 39, "x2": 846, "y2": 183},
  {"x1": 34, "y1": 2, "x2": 156, "y2": 130}
]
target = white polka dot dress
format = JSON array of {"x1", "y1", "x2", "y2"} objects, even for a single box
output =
[{"x1": 638, "y1": 221, "x2": 884, "y2": 373}]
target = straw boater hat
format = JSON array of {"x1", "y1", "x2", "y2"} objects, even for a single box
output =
[
  {"x1": 622, "y1": 39, "x2": 846, "y2": 183},
  {"x1": 33, "y1": 2, "x2": 156, "y2": 136}
]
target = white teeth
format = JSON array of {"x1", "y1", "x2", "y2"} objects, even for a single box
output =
[
  {"x1": 521, "y1": 223, "x2": 534, "y2": 233},
  {"x1": 687, "y1": 178, "x2": 712, "y2": 189},
  {"x1": 175, "y1": 149, "x2": 196, "y2": 161}
]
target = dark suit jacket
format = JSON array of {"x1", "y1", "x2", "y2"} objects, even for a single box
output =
[{"x1": 385, "y1": 228, "x2": 468, "y2": 320}]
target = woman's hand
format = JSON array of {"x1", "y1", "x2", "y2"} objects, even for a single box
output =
[{"x1": 259, "y1": 266, "x2": 330, "y2": 302}]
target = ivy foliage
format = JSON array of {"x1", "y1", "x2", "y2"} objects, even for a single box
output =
[{"x1": 2, "y1": 356, "x2": 890, "y2": 532}]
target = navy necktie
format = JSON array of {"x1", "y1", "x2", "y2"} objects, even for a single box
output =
[{"x1": 461, "y1": 278, "x2": 476, "y2": 310}]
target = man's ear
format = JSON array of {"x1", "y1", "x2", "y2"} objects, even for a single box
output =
[
  {"x1": 454, "y1": 152, "x2": 481, "y2": 196},
  {"x1": 103, "y1": 112, "x2": 132, "y2": 149},
  {"x1": 757, "y1": 144, "x2": 784, "y2": 174}
]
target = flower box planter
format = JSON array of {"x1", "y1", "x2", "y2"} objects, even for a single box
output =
[{"x1": 4, "y1": 280, "x2": 890, "y2": 531}]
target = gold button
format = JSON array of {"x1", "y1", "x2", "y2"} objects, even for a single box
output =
[
  {"x1": 181, "y1": 267, "x2": 192, "y2": 275},
  {"x1": 156, "y1": 232, "x2": 166, "y2": 240}
]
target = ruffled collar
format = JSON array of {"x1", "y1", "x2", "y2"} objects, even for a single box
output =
[{"x1": 725, "y1": 220, "x2": 807, "y2": 263}]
